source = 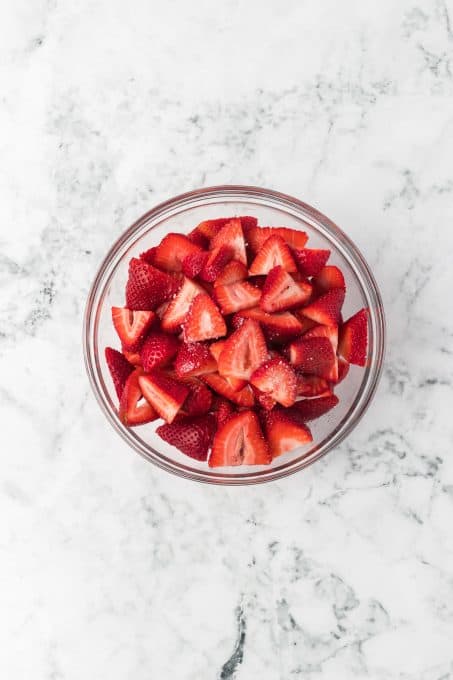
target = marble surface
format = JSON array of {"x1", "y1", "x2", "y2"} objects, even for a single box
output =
[{"x1": 1, "y1": 1, "x2": 453, "y2": 678}]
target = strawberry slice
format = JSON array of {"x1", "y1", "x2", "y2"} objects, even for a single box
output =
[
  {"x1": 183, "y1": 294, "x2": 227, "y2": 343},
  {"x1": 210, "y1": 218, "x2": 247, "y2": 265},
  {"x1": 289, "y1": 336, "x2": 336, "y2": 379},
  {"x1": 122, "y1": 348, "x2": 142, "y2": 366},
  {"x1": 161, "y1": 277, "x2": 205, "y2": 332},
  {"x1": 156, "y1": 414, "x2": 215, "y2": 461},
  {"x1": 105, "y1": 347, "x2": 134, "y2": 399},
  {"x1": 200, "y1": 245, "x2": 234, "y2": 282},
  {"x1": 292, "y1": 248, "x2": 331, "y2": 277},
  {"x1": 203, "y1": 373, "x2": 255, "y2": 407},
  {"x1": 296, "y1": 374, "x2": 330, "y2": 397},
  {"x1": 213, "y1": 260, "x2": 248, "y2": 287},
  {"x1": 250, "y1": 357, "x2": 297, "y2": 407},
  {"x1": 217, "y1": 319, "x2": 268, "y2": 381},
  {"x1": 234, "y1": 308, "x2": 303, "y2": 344},
  {"x1": 249, "y1": 235, "x2": 297, "y2": 275},
  {"x1": 211, "y1": 396, "x2": 235, "y2": 428},
  {"x1": 338, "y1": 308, "x2": 368, "y2": 366},
  {"x1": 175, "y1": 341, "x2": 217, "y2": 377},
  {"x1": 182, "y1": 251, "x2": 209, "y2": 278},
  {"x1": 336, "y1": 357, "x2": 350, "y2": 383},
  {"x1": 125, "y1": 258, "x2": 178, "y2": 310},
  {"x1": 260, "y1": 266, "x2": 312, "y2": 313},
  {"x1": 302, "y1": 287, "x2": 345, "y2": 326},
  {"x1": 304, "y1": 324, "x2": 339, "y2": 380},
  {"x1": 314, "y1": 265, "x2": 345, "y2": 293},
  {"x1": 209, "y1": 410, "x2": 271, "y2": 467},
  {"x1": 139, "y1": 370, "x2": 189, "y2": 423},
  {"x1": 247, "y1": 227, "x2": 308, "y2": 254},
  {"x1": 252, "y1": 386, "x2": 277, "y2": 411},
  {"x1": 209, "y1": 341, "x2": 246, "y2": 390},
  {"x1": 263, "y1": 408, "x2": 312, "y2": 458},
  {"x1": 139, "y1": 246, "x2": 157, "y2": 265},
  {"x1": 209, "y1": 339, "x2": 226, "y2": 363},
  {"x1": 153, "y1": 233, "x2": 203, "y2": 272},
  {"x1": 214, "y1": 281, "x2": 262, "y2": 315},
  {"x1": 140, "y1": 331, "x2": 180, "y2": 371},
  {"x1": 294, "y1": 313, "x2": 318, "y2": 333},
  {"x1": 181, "y1": 379, "x2": 213, "y2": 416},
  {"x1": 111, "y1": 307, "x2": 155, "y2": 351},
  {"x1": 291, "y1": 394, "x2": 339, "y2": 421},
  {"x1": 193, "y1": 217, "x2": 233, "y2": 240},
  {"x1": 119, "y1": 369, "x2": 158, "y2": 426},
  {"x1": 187, "y1": 228, "x2": 209, "y2": 248}
]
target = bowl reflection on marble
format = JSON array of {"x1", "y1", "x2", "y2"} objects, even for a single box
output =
[{"x1": 83, "y1": 185, "x2": 385, "y2": 484}]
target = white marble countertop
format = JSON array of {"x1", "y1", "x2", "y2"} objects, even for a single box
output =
[{"x1": 1, "y1": 1, "x2": 453, "y2": 678}]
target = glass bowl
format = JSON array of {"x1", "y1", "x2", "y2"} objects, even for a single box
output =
[{"x1": 83, "y1": 185, "x2": 385, "y2": 485}]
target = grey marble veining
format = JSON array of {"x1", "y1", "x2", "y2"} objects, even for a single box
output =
[{"x1": 1, "y1": 1, "x2": 453, "y2": 678}]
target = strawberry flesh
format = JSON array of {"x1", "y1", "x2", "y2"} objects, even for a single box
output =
[
  {"x1": 119, "y1": 369, "x2": 158, "y2": 426},
  {"x1": 139, "y1": 370, "x2": 189, "y2": 423},
  {"x1": 338, "y1": 308, "x2": 368, "y2": 366},
  {"x1": 214, "y1": 281, "x2": 262, "y2": 315},
  {"x1": 263, "y1": 408, "x2": 312, "y2": 457},
  {"x1": 293, "y1": 248, "x2": 331, "y2": 277},
  {"x1": 111, "y1": 307, "x2": 155, "y2": 351},
  {"x1": 290, "y1": 394, "x2": 339, "y2": 421},
  {"x1": 183, "y1": 294, "x2": 227, "y2": 343},
  {"x1": 105, "y1": 347, "x2": 134, "y2": 399},
  {"x1": 209, "y1": 410, "x2": 271, "y2": 467},
  {"x1": 175, "y1": 341, "x2": 217, "y2": 377},
  {"x1": 302, "y1": 287, "x2": 345, "y2": 326},
  {"x1": 154, "y1": 233, "x2": 203, "y2": 272},
  {"x1": 249, "y1": 235, "x2": 297, "y2": 275},
  {"x1": 260, "y1": 266, "x2": 312, "y2": 313},
  {"x1": 217, "y1": 319, "x2": 268, "y2": 381},
  {"x1": 250, "y1": 357, "x2": 297, "y2": 407}
]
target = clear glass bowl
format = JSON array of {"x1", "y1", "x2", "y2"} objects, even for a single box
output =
[{"x1": 83, "y1": 186, "x2": 385, "y2": 485}]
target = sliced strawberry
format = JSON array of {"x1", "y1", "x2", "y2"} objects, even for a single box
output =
[
  {"x1": 260, "y1": 266, "x2": 312, "y2": 313},
  {"x1": 209, "y1": 341, "x2": 246, "y2": 391},
  {"x1": 302, "y1": 287, "x2": 345, "y2": 326},
  {"x1": 161, "y1": 277, "x2": 205, "y2": 332},
  {"x1": 125, "y1": 258, "x2": 178, "y2": 311},
  {"x1": 217, "y1": 319, "x2": 268, "y2": 381},
  {"x1": 234, "y1": 308, "x2": 303, "y2": 344},
  {"x1": 122, "y1": 348, "x2": 142, "y2": 366},
  {"x1": 203, "y1": 373, "x2": 255, "y2": 407},
  {"x1": 250, "y1": 357, "x2": 297, "y2": 407},
  {"x1": 139, "y1": 370, "x2": 189, "y2": 423},
  {"x1": 338, "y1": 308, "x2": 368, "y2": 366},
  {"x1": 247, "y1": 226, "x2": 308, "y2": 255},
  {"x1": 336, "y1": 357, "x2": 350, "y2": 383},
  {"x1": 304, "y1": 324, "x2": 339, "y2": 380},
  {"x1": 209, "y1": 410, "x2": 271, "y2": 467},
  {"x1": 140, "y1": 331, "x2": 180, "y2": 371},
  {"x1": 289, "y1": 336, "x2": 336, "y2": 379},
  {"x1": 175, "y1": 341, "x2": 217, "y2": 377},
  {"x1": 211, "y1": 396, "x2": 235, "y2": 428},
  {"x1": 119, "y1": 368, "x2": 158, "y2": 426},
  {"x1": 314, "y1": 265, "x2": 345, "y2": 293},
  {"x1": 200, "y1": 245, "x2": 234, "y2": 282},
  {"x1": 194, "y1": 217, "x2": 234, "y2": 240},
  {"x1": 156, "y1": 414, "x2": 215, "y2": 461},
  {"x1": 105, "y1": 347, "x2": 134, "y2": 399},
  {"x1": 294, "y1": 313, "x2": 318, "y2": 333},
  {"x1": 210, "y1": 218, "x2": 247, "y2": 265},
  {"x1": 111, "y1": 307, "x2": 155, "y2": 351},
  {"x1": 183, "y1": 294, "x2": 227, "y2": 343},
  {"x1": 296, "y1": 374, "x2": 330, "y2": 397},
  {"x1": 291, "y1": 394, "x2": 339, "y2": 421},
  {"x1": 181, "y1": 379, "x2": 213, "y2": 416},
  {"x1": 182, "y1": 251, "x2": 209, "y2": 278},
  {"x1": 249, "y1": 235, "x2": 297, "y2": 275},
  {"x1": 153, "y1": 233, "x2": 203, "y2": 272},
  {"x1": 263, "y1": 408, "x2": 312, "y2": 458},
  {"x1": 252, "y1": 386, "x2": 277, "y2": 411},
  {"x1": 292, "y1": 248, "x2": 331, "y2": 277},
  {"x1": 139, "y1": 246, "x2": 157, "y2": 265},
  {"x1": 209, "y1": 339, "x2": 226, "y2": 364},
  {"x1": 214, "y1": 281, "x2": 261, "y2": 315},
  {"x1": 213, "y1": 260, "x2": 248, "y2": 287},
  {"x1": 187, "y1": 228, "x2": 209, "y2": 248}
]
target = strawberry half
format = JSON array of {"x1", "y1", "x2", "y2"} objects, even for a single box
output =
[
  {"x1": 296, "y1": 374, "x2": 331, "y2": 398},
  {"x1": 161, "y1": 277, "x2": 205, "y2": 332},
  {"x1": 211, "y1": 396, "x2": 235, "y2": 428},
  {"x1": 289, "y1": 336, "x2": 336, "y2": 379},
  {"x1": 249, "y1": 235, "x2": 297, "y2": 275},
  {"x1": 213, "y1": 260, "x2": 248, "y2": 287},
  {"x1": 183, "y1": 294, "x2": 227, "y2": 343},
  {"x1": 105, "y1": 347, "x2": 135, "y2": 399},
  {"x1": 156, "y1": 414, "x2": 215, "y2": 461},
  {"x1": 304, "y1": 324, "x2": 339, "y2": 381},
  {"x1": 139, "y1": 370, "x2": 189, "y2": 423},
  {"x1": 111, "y1": 307, "x2": 155, "y2": 351},
  {"x1": 217, "y1": 319, "x2": 268, "y2": 381},
  {"x1": 234, "y1": 308, "x2": 303, "y2": 344},
  {"x1": 250, "y1": 357, "x2": 297, "y2": 407},
  {"x1": 200, "y1": 245, "x2": 234, "y2": 282},
  {"x1": 302, "y1": 287, "x2": 345, "y2": 326},
  {"x1": 119, "y1": 369, "x2": 158, "y2": 426},
  {"x1": 338, "y1": 308, "x2": 368, "y2": 366},
  {"x1": 154, "y1": 233, "x2": 203, "y2": 272},
  {"x1": 260, "y1": 266, "x2": 312, "y2": 313},
  {"x1": 203, "y1": 373, "x2": 255, "y2": 407},
  {"x1": 214, "y1": 281, "x2": 261, "y2": 315},
  {"x1": 140, "y1": 331, "x2": 180, "y2": 371},
  {"x1": 125, "y1": 258, "x2": 178, "y2": 310},
  {"x1": 182, "y1": 251, "x2": 209, "y2": 278},
  {"x1": 293, "y1": 248, "x2": 331, "y2": 277},
  {"x1": 291, "y1": 394, "x2": 339, "y2": 421},
  {"x1": 210, "y1": 218, "x2": 247, "y2": 265},
  {"x1": 263, "y1": 408, "x2": 312, "y2": 458},
  {"x1": 336, "y1": 357, "x2": 350, "y2": 383},
  {"x1": 247, "y1": 226, "x2": 308, "y2": 254},
  {"x1": 209, "y1": 410, "x2": 271, "y2": 467},
  {"x1": 181, "y1": 379, "x2": 213, "y2": 416},
  {"x1": 314, "y1": 265, "x2": 345, "y2": 293},
  {"x1": 175, "y1": 341, "x2": 217, "y2": 377}
]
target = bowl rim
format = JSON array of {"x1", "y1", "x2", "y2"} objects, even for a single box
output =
[{"x1": 83, "y1": 184, "x2": 386, "y2": 485}]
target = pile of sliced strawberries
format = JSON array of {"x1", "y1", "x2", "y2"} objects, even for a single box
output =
[{"x1": 105, "y1": 216, "x2": 369, "y2": 467}]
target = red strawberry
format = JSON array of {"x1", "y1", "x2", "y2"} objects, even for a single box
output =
[
  {"x1": 260, "y1": 266, "x2": 312, "y2": 313},
  {"x1": 139, "y1": 370, "x2": 189, "y2": 423},
  {"x1": 175, "y1": 341, "x2": 217, "y2": 377},
  {"x1": 183, "y1": 294, "x2": 227, "y2": 343},
  {"x1": 119, "y1": 368, "x2": 158, "y2": 426},
  {"x1": 122, "y1": 348, "x2": 142, "y2": 366},
  {"x1": 154, "y1": 233, "x2": 203, "y2": 272},
  {"x1": 314, "y1": 265, "x2": 345, "y2": 293},
  {"x1": 111, "y1": 307, "x2": 155, "y2": 351},
  {"x1": 140, "y1": 331, "x2": 180, "y2": 371},
  {"x1": 263, "y1": 408, "x2": 312, "y2": 458},
  {"x1": 214, "y1": 281, "x2": 262, "y2": 315},
  {"x1": 250, "y1": 357, "x2": 297, "y2": 407},
  {"x1": 209, "y1": 339, "x2": 226, "y2": 363},
  {"x1": 200, "y1": 245, "x2": 234, "y2": 282},
  {"x1": 338, "y1": 308, "x2": 368, "y2": 366},
  {"x1": 304, "y1": 324, "x2": 339, "y2": 380},
  {"x1": 292, "y1": 248, "x2": 331, "y2": 277},
  {"x1": 249, "y1": 235, "x2": 297, "y2": 275},
  {"x1": 336, "y1": 357, "x2": 350, "y2": 383},
  {"x1": 182, "y1": 251, "x2": 209, "y2": 278},
  {"x1": 209, "y1": 410, "x2": 271, "y2": 467},
  {"x1": 181, "y1": 380, "x2": 213, "y2": 416},
  {"x1": 289, "y1": 336, "x2": 336, "y2": 379},
  {"x1": 234, "y1": 308, "x2": 303, "y2": 344},
  {"x1": 302, "y1": 287, "x2": 345, "y2": 326},
  {"x1": 125, "y1": 258, "x2": 178, "y2": 311},
  {"x1": 139, "y1": 246, "x2": 157, "y2": 265},
  {"x1": 105, "y1": 347, "x2": 135, "y2": 399},
  {"x1": 291, "y1": 394, "x2": 339, "y2": 421},
  {"x1": 156, "y1": 414, "x2": 215, "y2": 461},
  {"x1": 210, "y1": 218, "x2": 247, "y2": 265},
  {"x1": 296, "y1": 374, "x2": 331, "y2": 397},
  {"x1": 161, "y1": 277, "x2": 205, "y2": 332},
  {"x1": 187, "y1": 228, "x2": 209, "y2": 248},
  {"x1": 252, "y1": 387, "x2": 277, "y2": 411},
  {"x1": 294, "y1": 313, "x2": 318, "y2": 333},
  {"x1": 203, "y1": 373, "x2": 255, "y2": 407},
  {"x1": 209, "y1": 342, "x2": 247, "y2": 391},
  {"x1": 211, "y1": 396, "x2": 235, "y2": 428},
  {"x1": 194, "y1": 217, "x2": 234, "y2": 240},
  {"x1": 247, "y1": 227, "x2": 308, "y2": 254},
  {"x1": 213, "y1": 260, "x2": 248, "y2": 287},
  {"x1": 217, "y1": 319, "x2": 268, "y2": 381}
]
